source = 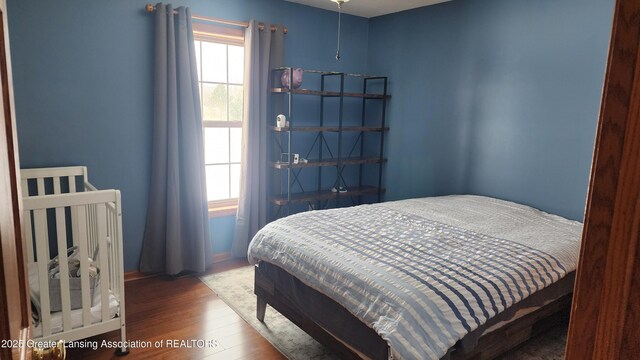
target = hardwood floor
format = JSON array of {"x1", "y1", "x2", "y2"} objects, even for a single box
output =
[
  {"x1": 62, "y1": 259, "x2": 568, "y2": 360},
  {"x1": 67, "y1": 260, "x2": 286, "y2": 359}
]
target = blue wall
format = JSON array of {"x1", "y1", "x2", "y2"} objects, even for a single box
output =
[
  {"x1": 8, "y1": 0, "x2": 614, "y2": 271},
  {"x1": 8, "y1": 0, "x2": 370, "y2": 271},
  {"x1": 368, "y1": 0, "x2": 613, "y2": 221}
]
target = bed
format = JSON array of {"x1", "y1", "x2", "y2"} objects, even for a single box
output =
[
  {"x1": 20, "y1": 167, "x2": 128, "y2": 355},
  {"x1": 248, "y1": 195, "x2": 582, "y2": 359}
]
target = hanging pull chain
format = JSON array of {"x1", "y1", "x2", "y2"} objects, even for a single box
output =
[{"x1": 336, "y1": 1, "x2": 343, "y2": 60}]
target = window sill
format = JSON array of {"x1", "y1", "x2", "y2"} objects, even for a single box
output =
[{"x1": 208, "y1": 200, "x2": 238, "y2": 218}]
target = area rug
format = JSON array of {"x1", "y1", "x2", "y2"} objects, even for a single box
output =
[
  {"x1": 199, "y1": 266, "x2": 566, "y2": 360},
  {"x1": 199, "y1": 266, "x2": 338, "y2": 360}
]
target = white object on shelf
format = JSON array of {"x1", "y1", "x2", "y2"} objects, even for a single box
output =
[{"x1": 276, "y1": 114, "x2": 286, "y2": 128}]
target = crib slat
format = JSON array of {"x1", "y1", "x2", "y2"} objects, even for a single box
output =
[
  {"x1": 97, "y1": 203, "x2": 111, "y2": 322},
  {"x1": 85, "y1": 206, "x2": 91, "y2": 257},
  {"x1": 55, "y1": 206, "x2": 73, "y2": 332},
  {"x1": 92, "y1": 204, "x2": 98, "y2": 255},
  {"x1": 23, "y1": 210, "x2": 34, "y2": 263},
  {"x1": 106, "y1": 207, "x2": 114, "y2": 292},
  {"x1": 92, "y1": 204, "x2": 97, "y2": 258},
  {"x1": 71, "y1": 206, "x2": 79, "y2": 256},
  {"x1": 34, "y1": 209, "x2": 52, "y2": 337},
  {"x1": 20, "y1": 178, "x2": 28, "y2": 197},
  {"x1": 53, "y1": 177, "x2": 61, "y2": 195},
  {"x1": 110, "y1": 208, "x2": 117, "y2": 295},
  {"x1": 68, "y1": 176, "x2": 76, "y2": 193},
  {"x1": 111, "y1": 209, "x2": 116, "y2": 292},
  {"x1": 36, "y1": 177, "x2": 45, "y2": 196},
  {"x1": 20, "y1": 179, "x2": 34, "y2": 263},
  {"x1": 20, "y1": 179, "x2": 35, "y2": 263},
  {"x1": 69, "y1": 178, "x2": 77, "y2": 247},
  {"x1": 92, "y1": 204, "x2": 98, "y2": 258},
  {"x1": 89, "y1": 204, "x2": 93, "y2": 253},
  {"x1": 73, "y1": 205, "x2": 93, "y2": 327},
  {"x1": 85, "y1": 204, "x2": 95, "y2": 260}
]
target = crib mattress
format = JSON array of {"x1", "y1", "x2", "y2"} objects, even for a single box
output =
[{"x1": 28, "y1": 263, "x2": 119, "y2": 338}]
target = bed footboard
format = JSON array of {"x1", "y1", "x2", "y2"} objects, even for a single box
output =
[
  {"x1": 255, "y1": 262, "x2": 388, "y2": 360},
  {"x1": 255, "y1": 262, "x2": 573, "y2": 360}
]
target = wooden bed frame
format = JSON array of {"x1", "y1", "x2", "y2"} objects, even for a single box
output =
[{"x1": 255, "y1": 262, "x2": 573, "y2": 360}]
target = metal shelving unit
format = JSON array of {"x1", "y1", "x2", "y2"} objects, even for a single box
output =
[{"x1": 270, "y1": 67, "x2": 389, "y2": 219}]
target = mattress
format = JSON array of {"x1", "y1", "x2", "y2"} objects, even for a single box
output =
[
  {"x1": 28, "y1": 263, "x2": 119, "y2": 338},
  {"x1": 248, "y1": 195, "x2": 583, "y2": 360}
]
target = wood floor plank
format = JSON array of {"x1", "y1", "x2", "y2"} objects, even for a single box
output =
[
  {"x1": 201, "y1": 342, "x2": 286, "y2": 360},
  {"x1": 65, "y1": 260, "x2": 282, "y2": 359}
]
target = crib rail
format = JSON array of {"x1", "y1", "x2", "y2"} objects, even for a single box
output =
[
  {"x1": 22, "y1": 188, "x2": 125, "y2": 342},
  {"x1": 21, "y1": 166, "x2": 89, "y2": 263},
  {"x1": 20, "y1": 166, "x2": 88, "y2": 195}
]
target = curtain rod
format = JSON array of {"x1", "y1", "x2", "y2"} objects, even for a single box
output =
[{"x1": 145, "y1": 4, "x2": 288, "y2": 34}]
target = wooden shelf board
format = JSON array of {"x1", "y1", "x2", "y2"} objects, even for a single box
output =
[
  {"x1": 271, "y1": 157, "x2": 386, "y2": 169},
  {"x1": 271, "y1": 88, "x2": 390, "y2": 99},
  {"x1": 270, "y1": 126, "x2": 388, "y2": 132},
  {"x1": 271, "y1": 186, "x2": 385, "y2": 206},
  {"x1": 273, "y1": 68, "x2": 387, "y2": 79}
]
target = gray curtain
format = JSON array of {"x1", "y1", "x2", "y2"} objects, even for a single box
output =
[
  {"x1": 140, "y1": 3, "x2": 211, "y2": 275},
  {"x1": 232, "y1": 20, "x2": 284, "y2": 257}
]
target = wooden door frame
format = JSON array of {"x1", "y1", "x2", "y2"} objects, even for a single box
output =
[
  {"x1": 0, "y1": 0, "x2": 30, "y2": 358},
  {"x1": 0, "y1": 0, "x2": 27, "y2": 326},
  {"x1": 565, "y1": 0, "x2": 640, "y2": 358}
]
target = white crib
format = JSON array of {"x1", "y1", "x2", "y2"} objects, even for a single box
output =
[{"x1": 20, "y1": 166, "x2": 128, "y2": 355}]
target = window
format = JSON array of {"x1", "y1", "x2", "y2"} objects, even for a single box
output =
[{"x1": 194, "y1": 24, "x2": 244, "y2": 216}]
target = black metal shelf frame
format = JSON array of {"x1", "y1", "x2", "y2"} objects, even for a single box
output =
[{"x1": 270, "y1": 68, "x2": 389, "y2": 219}]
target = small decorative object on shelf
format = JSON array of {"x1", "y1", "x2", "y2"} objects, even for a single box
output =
[
  {"x1": 276, "y1": 114, "x2": 286, "y2": 128},
  {"x1": 281, "y1": 68, "x2": 303, "y2": 89},
  {"x1": 269, "y1": 67, "x2": 389, "y2": 219}
]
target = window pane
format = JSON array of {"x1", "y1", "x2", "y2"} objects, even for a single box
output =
[
  {"x1": 230, "y1": 164, "x2": 241, "y2": 199},
  {"x1": 229, "y1": 85, "x2": 243, "y2": 122},
  {"x1": 201, "y1": 42, "x2": 227, "y2": 82},
  {"x1": 206, "y1": 165, "x2": 230, "y2": 201},
  {"x1": 196, "y1": 39, "x2": 245, "y2": 204},
  {"x1": 202, "y1": 83, "x2": 227, "y2": 121},
  {"x1": 204, "y1": 128, "x2": 230, "y2": 164},
  {"x1": 228, "y1": 45, "x2": 244, "y2": 84},
  {"x1": 230, "y1": 128, "x2": 242, "y2": 163},
  {"x1": 195, "y1": 41, "x2": 201, "y2": 80}
]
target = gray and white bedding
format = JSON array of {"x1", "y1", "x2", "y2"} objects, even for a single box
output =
[{"x1": 247, "y1": 195, "x2": 583, "y2": 360}]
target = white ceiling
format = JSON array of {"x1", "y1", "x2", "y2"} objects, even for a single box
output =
[{"x1": 285, "y1": 0, "x2": 451, "y2": 18}]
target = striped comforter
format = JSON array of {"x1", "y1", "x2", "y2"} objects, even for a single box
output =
[{"x1": 247, "y1": 195, "x2": 582, "y2": 360}]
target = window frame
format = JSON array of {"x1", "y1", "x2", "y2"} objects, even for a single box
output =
[{"x1": 193, "y1": 23, "x2": 245, "y2": 217}]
